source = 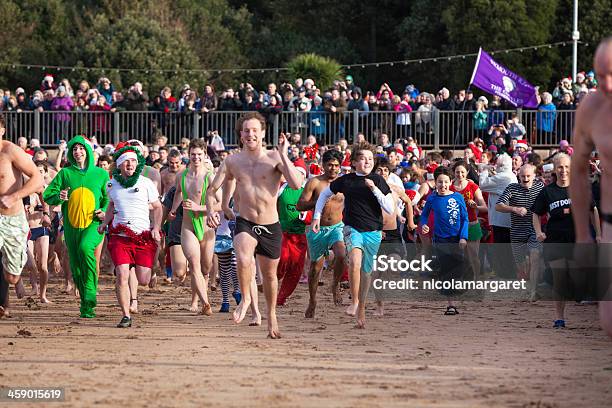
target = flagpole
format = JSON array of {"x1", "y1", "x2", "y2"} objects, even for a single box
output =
[{"x1": 452, "y1": 48, "x2": 481, "y2": 152}]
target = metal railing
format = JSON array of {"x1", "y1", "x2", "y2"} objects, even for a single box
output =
[{"x1": 1, "y1": 109, "x2": 576, "y2": 148}]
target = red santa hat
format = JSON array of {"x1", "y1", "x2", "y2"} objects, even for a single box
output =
[
  {"x1": 467, "y1": 141, "x2": 483, "y2": 162},
  {"x1": 309, "y1": 163, "x2": 322, "y2": 176},
  {"x1": 515, "y1": 140, "x2": 528, "y2": 150},
  {"x1": 293, "y1": 158, "x2": 307, "y2": 177},
  {"x1": 43, "y1": 74, "x2": 54, "y2": 83},
  {"x1": 113, "y1": 141, "x2": 139, "y2": 167},
  {"x1": 126, "y1": 139, "x2": 145, "y2": 155},
  {"x1": 425, "y1": 163, "x2": 439, "y2": 174},
  {"x1": 406, "y1": 144, "x2": 422, "y2": 160},
  {"x1": 341, "y1": 156, "x2": 352, "y2": 171}
]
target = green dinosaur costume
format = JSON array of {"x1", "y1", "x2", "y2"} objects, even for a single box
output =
[{"x1": 43, "y1": 136, "x2": 109, "y2": 318}]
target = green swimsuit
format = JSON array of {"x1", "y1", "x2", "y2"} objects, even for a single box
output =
[{"x1": 181, "y1": 171, "x2": 209, "y2": 241}]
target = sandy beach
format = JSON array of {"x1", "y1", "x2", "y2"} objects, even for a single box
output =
[{"x1": 1, "y1": 272, "x2": 611, "y2": 408}]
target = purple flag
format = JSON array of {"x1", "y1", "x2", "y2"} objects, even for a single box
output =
[{"x1": 470, "y1": 48, "x2": 539, "y2": 108}]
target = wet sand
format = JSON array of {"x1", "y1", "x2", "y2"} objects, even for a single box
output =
[{"x1": 1, "y1": 273, "x2": 611, "y2": 407}]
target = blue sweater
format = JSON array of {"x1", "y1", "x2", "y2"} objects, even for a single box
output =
[{"x1": 420, "y1": 192, "x2": 469, "y2": 241}]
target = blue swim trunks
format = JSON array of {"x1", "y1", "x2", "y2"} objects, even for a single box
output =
[
  {"x1": 343, "y1": 225, "x2": 382, "y2": 274},
  {"x1": 306, "y1": 222, "x2": 344, "y2": 261}
]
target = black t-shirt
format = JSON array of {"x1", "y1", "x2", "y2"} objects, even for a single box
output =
[
  {"x1": 531, "y1": 183, "x2": 574, "y2": 242},
  {"x1": 330, "y1": 172, "x2": 391, "y2": 232}
]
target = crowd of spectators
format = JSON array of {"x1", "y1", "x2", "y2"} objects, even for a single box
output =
[
  {"x1": 1, "y1": 72, "x2": 599, "y2": 114},
  {"x1": 0, "y1": 71, "x2": 599, "y2": 146}
]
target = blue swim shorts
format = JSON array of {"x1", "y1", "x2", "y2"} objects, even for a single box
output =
[{"x1": 343, "y1": 225, "x2": 382, "y2": 274}]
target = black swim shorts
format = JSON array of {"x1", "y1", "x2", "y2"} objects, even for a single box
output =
[{"x1": 235, "y1": 216, "x2": 282, "y2": 259}]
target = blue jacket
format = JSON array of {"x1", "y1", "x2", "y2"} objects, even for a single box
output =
[
  {"x1": 536, "y1": 103, "x2": 557, "y2": 132},
  {"x1": 309, "y1": 104, "x2": 327, "y2": 136}
]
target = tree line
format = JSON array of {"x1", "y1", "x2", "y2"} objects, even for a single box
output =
[{"x1": 1, "y1": 0, "x2": 610, "y2": 94}]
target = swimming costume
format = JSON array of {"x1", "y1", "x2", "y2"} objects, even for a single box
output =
[
  {"x1": 235, "y1": 216, "x2": 282, "y2": 259},
  {"x1": 343, "y1": 225, "x2": 382, "y2": 274},
  {"x1": 29, "y1": 226, "x2": 51, "y2": 241},
  {"x1": 467, "y1": 222, "x2": 483, "y2": 242},
  {"x1": 306, "y1": 222, "x2": 344, "y2": 261},
  {"x1": 181, "y1": 171, "x2": 209, "y2": 241}
]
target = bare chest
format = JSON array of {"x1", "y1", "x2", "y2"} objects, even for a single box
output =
[
  {"x1": 316, "y1": 182, "x2": 344, "y2": 204},
  {"x1": 231, "y1": 156, "x2": 280, "y2": 193},
  {"x1": 591, "y1": 111, "x2": 612, "y2": 158},
  {"x1": 0, "y1": 153, "x2": 20, "y2": 194},
  {"x1": 183, "y1": 173, "x2": 208, "y2": 202},
  {"x1": 162, "y1": 172, "x2": 177, "y2": 191}
]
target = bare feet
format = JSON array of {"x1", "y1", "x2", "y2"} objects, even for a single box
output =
[
  {"x1": 188, "y1": 301, "x2": 199, "y2": 312},
  {"x1": 0, "y1": 306, "x2": 5, "y2": 318},
  {"x1": 356, "y1": 305, "x2": 366, "y2": 329},
  {"x1": 373, "y1": 301, "x2": 384, "y2": 317},
  {"x1": 64, "y1": 283, "x2": 76, "y2": 296},
  {"x1": 249, "y1": 311, "x2": 262, "y2": 326},
  {"x1": 305, "y1": 302, "x2": 316, "y2": 318},
  {"x1": 200, "y1": 303, "x2": 213, "y2": 316},
  {"x1": 148, "y1": 274, "x2": 157, "y2": 289},
  {"x1": 40, "y1": 296, "x2": 52, "y2": 304},
  {"x1": 233, "y1": 298, "x2": 251, "y2": 324},
  {"x1": 332, "y1": 286, "x2": 343, "y2": 306},
  {"x1": 267, "y1": 314, "x2": 281, "y2": 339},
  {"x1": 129, "y1": 299, "x2": 139, "y2": 314},
  {"x1": 53, "y1": 258, "x2": 62, "y2": 275},
  {"x1": 31, "y1": 284, "x2": 40, "y2": 297},
  {"x1": 345, "y1": 303, "x2": 358, "y2": 317},
  {"x1": 15, "y1": 280, "x2": 26, "y2": 299}
]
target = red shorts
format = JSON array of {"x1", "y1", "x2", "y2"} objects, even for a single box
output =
[{"x1": 108, "y1": 235, "x2": 157, "y2": 268}]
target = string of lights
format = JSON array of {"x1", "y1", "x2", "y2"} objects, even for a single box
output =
[{"x1": 0, "y1": 41, "x2": 584, "y2": 75}]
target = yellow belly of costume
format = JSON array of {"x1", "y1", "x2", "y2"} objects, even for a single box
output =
[{"x1": 67, "y1": 187, "x2": 95, "y2": 229}]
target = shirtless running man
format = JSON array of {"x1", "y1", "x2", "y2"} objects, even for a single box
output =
[
  {"x1": 0, "y1": 113, "x2": 44, "y2": 317},
  {"x1": 296, "y1": 149, "x2": 346, "y2": 318},
  {"x1": 171, "y1": 138, "x2": 216, "y2": 316},
  {"x1": 570, "y1": 37, "x2": 612, "y2": 338},
  {"x1": 207, "y1": 112, "x2": 304, "y2": 338},
  {"x1": 161, "y1": 149, "x2": 184, "y2": 197}
]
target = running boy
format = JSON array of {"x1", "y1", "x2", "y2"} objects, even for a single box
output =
[
  {"x1": 420, "y1": 166, "x2": 468, "y2": 315},
  {"x1": 312, "y1": 142, "x2": 394, "y2": 329}
]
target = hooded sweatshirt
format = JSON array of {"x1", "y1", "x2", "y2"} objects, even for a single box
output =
[
  {"x1": 44, "y1": 136, "x2": 109, "y2": 228},
  {"x1": 347, "y1": 87, "x2": 369, "y2": 112}
]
